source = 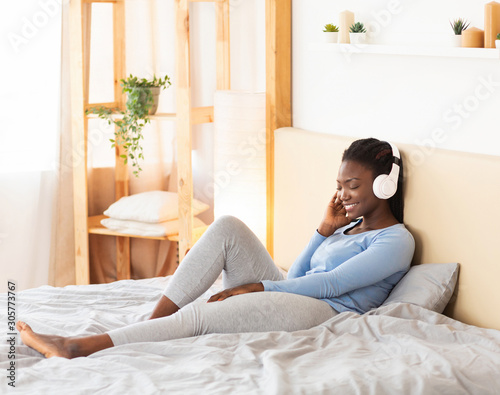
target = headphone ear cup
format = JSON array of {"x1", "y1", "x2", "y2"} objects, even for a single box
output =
[
  {"x1": 373, "y1": 174, "x2": 397, "y2": 200},
  {"x1": 373, "y1": 174, "x2": 387, "y2": 199},
  {"x1": 374, "y1": 141, "x2": 400, "y2": 200}
]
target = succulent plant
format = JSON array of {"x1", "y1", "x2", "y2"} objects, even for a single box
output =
[
  {"x1": 349, "y1": 22, "x2": 366, "y2": 34},
  {"x1": 323, "y1": 24, "x2": 339, "y2": 33},
  {"x1": 450, "y1": 18, "x2": 470, "y2": 35},
  {"x1": 497, "y1": 33, "x2": 500, "y2": 40}
]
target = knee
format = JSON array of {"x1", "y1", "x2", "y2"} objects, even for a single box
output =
[
  {"x1": 205, "y1": 215, "x2": 254, "y2": 247},
  {"x1": 212, "y1": 215, "x2": 246, "y2": 232}
]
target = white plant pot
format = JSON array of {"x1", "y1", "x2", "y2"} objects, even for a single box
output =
[
  {"x1": 349, "y1": 32, "x2": 367, "y2": 45},
  {"x1": 496, "y1": 40, "x2": 500, "y2": 49},
  {"x1": 452, "y1": 34, "x2": 462, "y2": 47},
  {"x1": 323, "y1": 32, "x2": 339, "y2": 43}
]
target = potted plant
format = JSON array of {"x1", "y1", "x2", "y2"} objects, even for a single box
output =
[
  {"x1": 87, "y1": 74, "x2": 171, "y2": 176},
  {"x1": 323, "y1": 23, "x2": 339, "y2": 43},
  {"x1": 349, "y1": 22, "x2": 367, "y2": 45},
  {"x1": 496, "y1": 33, "x2": 500, "y2": 49},
  {"x1": 449, "y1": 18, "x2": 470, "y2": 47}
]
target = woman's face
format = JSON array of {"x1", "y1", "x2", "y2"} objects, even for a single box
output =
[{"x1": 336, "y1": 160, "x2": 383, "y2": 219}]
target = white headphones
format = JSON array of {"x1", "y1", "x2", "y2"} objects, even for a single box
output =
[{"x1": 372, "y1": 141, "x2": 400, "y2": 200}]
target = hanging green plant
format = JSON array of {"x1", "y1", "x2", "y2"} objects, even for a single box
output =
[{"x1": 87, "y1": 74, "x2": 171, "y2": 177}]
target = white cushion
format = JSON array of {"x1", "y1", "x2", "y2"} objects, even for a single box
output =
[
  {"x1": 101, "y1": 216, "x2": 207, "y2": 237},
  {"x1": 103, "y1": 191, "x2": 210, "y2": 223},
  {"x1": 382, "y1": 263, "x2": 459, "y2": 313}
]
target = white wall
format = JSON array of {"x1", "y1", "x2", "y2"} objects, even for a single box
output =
[{"x1": 292, "y1": 0, "x2": 500, "y2": 158}]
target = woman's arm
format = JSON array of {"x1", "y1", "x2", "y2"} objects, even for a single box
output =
[
  {"x1": 207, "y1": 193, "x2": 354, "y2": 302},
  {"x1": 317, "y1": 191, "x2": 351, "y2": 237},
  {"x1": 262, "y1": 230, "x2": 415, "y2": 300},
  {"x1": 288, "y1": 192, "x2": 351, "y2": 279},
  {"x1": 286, "y1": 231, "x2": 326, "y2": 279}
]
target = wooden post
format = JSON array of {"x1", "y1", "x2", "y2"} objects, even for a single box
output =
[
  {"x1": 216, "y1": 0, "x2": 230, "y2": 90},
  {"x1": 83, "y1": 3, "x2": 92, "y2": 105},
  {"x1": 176, "y1": 0, "x2": 194, "y2": 261},
  {"x1": 113, "y1": 0, "x2": 130, "y2": 280},
  {"x1": 69, "y1": 0, "x2": 90, "y2": 285},
  {"x1": 266, "y1": 0, "x2": 292, "y2": 257}
]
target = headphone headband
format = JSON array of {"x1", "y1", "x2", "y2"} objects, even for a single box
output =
[{"x1": 388, "y1": 141, "x2": 400, "y2": 160}]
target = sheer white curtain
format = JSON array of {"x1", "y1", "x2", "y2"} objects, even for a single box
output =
[{"x1": 0, "y1": 1, "x2": 62, "y2": 290}]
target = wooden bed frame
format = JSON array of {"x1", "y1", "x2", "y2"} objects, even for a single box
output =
[{"x1": 272, "y1": 127, "x2": 500, "y2": 330}]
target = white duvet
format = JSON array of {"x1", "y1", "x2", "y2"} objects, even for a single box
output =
[{"x1": 1, "y1": 277, "x2": 500, "y2": 394}]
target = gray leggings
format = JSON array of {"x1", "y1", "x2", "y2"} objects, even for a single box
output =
[{"x1": 108, "y1": 216, "x2": 337, "y2": 346}]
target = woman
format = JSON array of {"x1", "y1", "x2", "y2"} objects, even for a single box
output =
[{"x1": 17, "y1": 138, "x2": 415, "y2": 359}]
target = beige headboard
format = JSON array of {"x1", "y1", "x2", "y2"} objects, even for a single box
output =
[{"x1": 273, "y1": 127, "x2": 500, "y2": 330}]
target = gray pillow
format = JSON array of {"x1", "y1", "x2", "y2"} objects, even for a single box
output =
[{"x1": 382, "y1": 263, "x2": 460, "y2": 313}]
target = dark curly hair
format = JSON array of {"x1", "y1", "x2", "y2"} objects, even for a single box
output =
[{"x1": 342, "y1": 138, "x2": 404, "y2": 223}]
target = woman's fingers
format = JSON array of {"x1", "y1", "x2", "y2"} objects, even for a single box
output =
[
  {"x1": 208, "y1": 283, "x2": 258, "y2": 302},
  {"x1": 332, "y1": 191, "x2": 349, "y2": 221},
  {"x1": 207, "y1": 289, "x2": 234, "y2": 303},
  {"x1": 333, "y1": 191, "x2": 343, "y2": 206},
  {"x1": 333, "y1": 196, "x2": 345, "y2": 213},
  {"x1": 207, "y1": 283, "x2": 261, "y2": 303},
  {"x1": 207, "y1": 292, "x2": 223, "y2": 303},
  {"x1": 207, "y1": 293, "x2": 219, "y2": 303},
  {"x1": 333, "y1": 191, "x2": 344, "y2": 207}
]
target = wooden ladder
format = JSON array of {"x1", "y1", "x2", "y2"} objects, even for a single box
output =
[{"x1": 69, "y1": 0, "x2": 230, "y2": 285}]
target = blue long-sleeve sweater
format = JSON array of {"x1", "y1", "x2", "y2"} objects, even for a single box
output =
[{"x1": 261, "y1": 220, "x2": 415, "y2": 314}]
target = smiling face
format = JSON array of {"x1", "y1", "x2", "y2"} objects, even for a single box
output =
[{"x1": 336, "y1": 160, "x2": 386, "y2": 221}]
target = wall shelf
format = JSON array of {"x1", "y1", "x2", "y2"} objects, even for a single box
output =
[
  {"x1": 88, "y1": 215, "x2": 209, "y2": 242},
  {"x1": 86, "y1": 112, "x2": 177, "y2": 120},
  {"x1": 86, "y1": 106, "x2": 213, "y2": 124},
  {"x1": 88, "y1": 215, "x2": 175, "y2": 240},
  {"x1": 309, "y1": 43, "x2": 500, "y2": 59}
]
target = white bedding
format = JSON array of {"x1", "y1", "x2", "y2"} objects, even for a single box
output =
[{"x1": 1, "y1": 277, "x2": 500, "y2": 394}]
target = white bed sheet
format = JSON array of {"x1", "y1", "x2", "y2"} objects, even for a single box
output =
[{"x1": 1, "y1": 277, "x2": 500, "y2": 394}]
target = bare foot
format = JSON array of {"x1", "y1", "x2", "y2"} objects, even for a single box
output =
[{"x1": 16, "y1": 321, "x2": 76, "y2": 359}]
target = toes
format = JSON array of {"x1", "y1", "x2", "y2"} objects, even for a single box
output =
[{"x1": 16, "y1": 321, "x2": 31, "y2": 332}]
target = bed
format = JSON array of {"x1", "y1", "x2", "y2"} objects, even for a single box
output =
[{"x1": 2, "y1": 128, "x2": 500, "y2": 394}]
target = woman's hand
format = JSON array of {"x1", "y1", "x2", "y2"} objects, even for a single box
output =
[
  {"x1": 317, "y1": 191, "x2": 350, "y2": 237},
  {"x1": 207, "y1": 283, "x2": 264, "y2": 303}
]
